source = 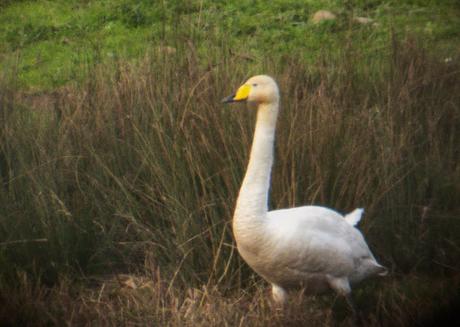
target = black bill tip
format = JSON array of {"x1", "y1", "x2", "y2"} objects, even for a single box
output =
[{"x1": 221, "y1": 94, "x2": 236, "y2": 103}]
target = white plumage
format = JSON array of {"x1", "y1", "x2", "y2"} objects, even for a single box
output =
[{"x1": 222, "y1": 75, "x2": 386, "y2": 307}]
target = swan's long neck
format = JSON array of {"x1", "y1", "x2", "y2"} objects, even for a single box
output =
[{"x1": 233, "y1": 102, "x2": 279, "y2": 238}]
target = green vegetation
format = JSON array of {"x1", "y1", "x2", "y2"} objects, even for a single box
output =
[
  {"x1": 0, "y1": 0, "x2": 459, "y2": 90},
  {"x1": 0, "y1": 0, "x2": 459, "y2": 326}
]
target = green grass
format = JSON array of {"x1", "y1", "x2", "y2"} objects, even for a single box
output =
[
  {"x1": 0, "y1": 0, "x2": 459, "y2": 90},
  {"x1": 0, "y1": 1, "x2": 460, "y2": 326}
]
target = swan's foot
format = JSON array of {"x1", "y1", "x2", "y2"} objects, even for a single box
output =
[{"x1": 271, "y1": 284, "x2": 287, "y2": 307}]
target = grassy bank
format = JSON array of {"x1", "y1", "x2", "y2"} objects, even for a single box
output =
[
  {"x1": 1, "y1": 0, "x2": 460, "y2": 326},
  {"x1": 0, "y1": 0, "x2": 459, "y2": 90}
]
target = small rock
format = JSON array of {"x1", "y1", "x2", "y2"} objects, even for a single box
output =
[
  {"x1": 312, "y1": 10, "x2": 336, "y2": 24},
  {"x1": 353, "y1": 16, "x2": 374, "y2": 25}
]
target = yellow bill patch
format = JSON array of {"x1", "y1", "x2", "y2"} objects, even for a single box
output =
[{"x1": 233, "y1": 84, "x2": 251, "y2": 101}]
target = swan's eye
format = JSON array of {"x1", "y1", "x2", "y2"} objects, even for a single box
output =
[{"x1": 252, "y1": 83, "x2": 258, "y2": 87}]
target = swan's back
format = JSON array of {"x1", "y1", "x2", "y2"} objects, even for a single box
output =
[{"x1": 267, "y1": 206, "x2": 365, "y2": 249}]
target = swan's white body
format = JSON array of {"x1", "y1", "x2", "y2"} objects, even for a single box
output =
[{"x1": 223, "y1": 75, "x2": 386, "y2": 305}]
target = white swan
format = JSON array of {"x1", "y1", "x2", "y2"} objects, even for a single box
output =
[{"x1": 222, "y1": 75, "x2": 386, "y2": 307}]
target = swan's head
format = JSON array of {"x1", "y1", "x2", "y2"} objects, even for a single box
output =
[{"x1": 222, "y1": 75, "x2": 279, "y2": 105}]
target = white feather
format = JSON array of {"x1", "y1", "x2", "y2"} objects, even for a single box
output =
[{"x1": 344, "y1": 208, "x2": 364, "y2": 226}]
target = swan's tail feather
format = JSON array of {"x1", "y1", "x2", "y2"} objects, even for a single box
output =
[{"x1": 344, "y1": 208, "x2": 364, "y2": 226}]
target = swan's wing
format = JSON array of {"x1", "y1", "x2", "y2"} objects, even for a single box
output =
[{"x1": 265, "y1": 206, "x2": 375, "y2": 278}]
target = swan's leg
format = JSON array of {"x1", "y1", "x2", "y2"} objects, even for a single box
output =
[
  {"x1": 344, "y1": 293, "x2": 357, "y2": 316},
  {"x1": 327, "y1": 276, "x2": 356, "y2": 315},
  {"x1": 271, "y1": 284, "x2": 287, "y2": 306}
]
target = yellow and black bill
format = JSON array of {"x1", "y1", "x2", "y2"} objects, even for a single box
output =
[{"x1": 221, "y1": 84, "x2": 251, "y2": 103}]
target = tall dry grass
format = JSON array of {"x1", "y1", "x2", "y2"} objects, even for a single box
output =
[{"x1": 0, "y1": 36, "x2": 459, "y2": 325}]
